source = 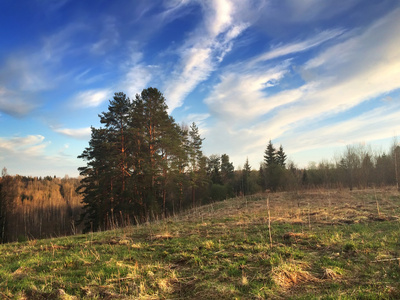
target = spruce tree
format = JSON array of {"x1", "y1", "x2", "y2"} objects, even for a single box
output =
[
  {"x1": 277, "y1": 145, "x2": 287, "y2": 168},
  {"x1": 263, "y1": 140, "x2": 285, "y2": 192},
  {"x1": 221, "y1": 154, "x2": 234, "y2": 184},
  {"x1": 188, "y1": 122, "x2": 205, "y2": 207},
  {"x1": 208, "y1": 155, "x2": 222, "y2": 185},
  {"x1": 264, "y1": 140, "x2": 277, "y2": 167},
  {"x1": 221, "y1": 154, "x2": 234, "y2": 197},
  {"x1": 243, "y1": 158, "x2": 251, "y2": 195}
]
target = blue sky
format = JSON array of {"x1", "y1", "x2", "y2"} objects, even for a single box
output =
[{"x1": 1, "y1": 0, "x2": 400, "y2": 177}]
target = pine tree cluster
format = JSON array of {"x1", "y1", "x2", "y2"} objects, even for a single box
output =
[{"x1": 77, "y1": 88, "x2": 205, "y2": 232}]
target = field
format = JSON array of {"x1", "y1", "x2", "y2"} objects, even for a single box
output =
[{"x1": 1, "y1": 188, "x2": 400, "y2": 299}]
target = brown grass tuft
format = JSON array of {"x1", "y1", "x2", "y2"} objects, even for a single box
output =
[
  {"x1": 282, "y1": 232, "x2": 308, "y2": 241},
  {"x1": 272, "y1": 262, "x2": 320, "y2": 288},
  {"x1": 149, "y1": 232, "x2": 174, "y2": 240},
  {"x1": 322, "y1": 268, "x2": 342, "y2": 281}
]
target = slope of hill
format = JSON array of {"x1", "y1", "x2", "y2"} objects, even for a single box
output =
[{"x1": 1, "y1": 188, "x2": 400, "y2": 299}]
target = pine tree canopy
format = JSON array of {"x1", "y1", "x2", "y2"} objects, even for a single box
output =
[{"x1": 77, "y1": 88, "x2": 205, "y2": 231}]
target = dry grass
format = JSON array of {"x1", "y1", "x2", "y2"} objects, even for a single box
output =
[
  {"x1": 322, "y1": 268, "x2": 343, "y2": 280},
  {"x1": 272, "y1": 261, "x2": 320, "y2": 288}
]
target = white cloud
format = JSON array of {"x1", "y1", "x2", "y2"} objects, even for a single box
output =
[
  {"x1": 181, "y1": 113, "x2": 210, "y2": 129},
  {"x1": 8, "y1": 58, "x2": 53, "y2": 92},
  {"x1": 206, "y1": 0, "x2": 233, "y2": 36},
  {"x1": 165, "y1": 47, "x2": 214, "y2": 111},
  {"x1": 274, "y1": 103, "x2": 400, "y2": 169},
  {"x1": 41, "y1": 22, "x2": 88, "y2": 63},
  {"x1": 281, "y1": 0, "x2": 362, "y2": 22},
  {"x1": 164, "y1": 0, "x2": 249, "y2": 112},
  {"x1": 201, "y1": 6, "x2": 400, "y2": 169},
  {"x1": 0, "y1": 87, "x2": 38, "y2": 116},
  {"x1": 160, "y1": 0, "x2": 192, "y2": 22},
  {"x1": 253, "y1": 0, "x2": 362, "y2": 37},
  {"x1": 251, "y1": 28, "x2": 345, "y2": 64},
  {"x1": 0, "y1": 53, "x2": 54, "y2": 116},
  {"x1": 0, "y1": 134, "x2": 81, "y2": 177},
  {"x1": 73, "y1": 89, "x2": 111, "y2": 108},
  {"x1": 0, "y1": 22, "x2": 91, "y2": 118},
  {"x1": 122, "y1": 64, "x2": 152, "y2": 97},
  {"x1": 204, "y1": 63, "x2": 291, "y2": 121},
  {"x1": 116, "y1": 50, "x2": 154, "y2": 97},
  {"x1": 54, "y1": 127, "x2": 91, "y2": 140},
  {"x1": 203, "y1": 26, "x2": 345, "y2": 124},
  {"x1": 90, "y1": 17, "x2": 120, "y2": 55},
  {"x1": 266, "y1": 8, "x2": 400, "y2": 136},
  {"x1": 0, "y1": 135, "x2": 47, "y2": 156}
]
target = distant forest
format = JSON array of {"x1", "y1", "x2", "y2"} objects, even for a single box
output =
[
  {"x1": 0, "y1": 172, "x2": 81, "y2": 243},
  {"x1": 1, "y1": 87, "x2": 399, "y2": 242}
]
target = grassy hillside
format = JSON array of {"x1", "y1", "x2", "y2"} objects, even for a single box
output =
[{"x1": 1, "y1": 188, "x2": 400, "y2": 299}]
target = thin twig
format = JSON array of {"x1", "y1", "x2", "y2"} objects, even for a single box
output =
[{"x1": 0, "y1": 292, "x2": 11, "y2": 300}]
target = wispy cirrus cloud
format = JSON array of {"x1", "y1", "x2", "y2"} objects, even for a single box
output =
[
  {"x1": 204, "y1": 62, "x2": 291, "y2": 122},
  {"x1": 271, "y1": 0, "x2": 362, "y2": 23},
  {"x1": 201, "y1": 6, "x2": 400, "y2": 167},
  {"x1": 266, "y1": 7, "x2": 400, "y2": 136},
  {"x1": 164, "y1": 0, "x2": 250, "y2": 112},
  {"x1": 1, "y1": 56, "x2": 54, "y2": 92},
  {"x1": 0, "y1": 22, "x2": 91, "y2": 117},
  {"x1": 181, "y1": 113, "x2": 211, "y2": 130},
  {"x1": 253, "y1": 0, "x2": 362, "y2": 38},
  {"x1": 0, "y1": 45, "x2": 60, "y2": 117},
  {"x1": 120, "y1": 52, "x2": 153, "y2": 97},
  {"x1": 203, "y1": 26, "x2": 344, "y2": 123},
  {"x1": 90, "y1": 17, "x2": 120, "y2": 55},
  {"x1": 251, "y1": 28, "x2": 345, "y2": 64},
  {"x1": 278, "y1": 103, "x2": 400, "y2": 158},
  {"x1": 0, "y1": 87, "x2": 38, "y2": 116}
]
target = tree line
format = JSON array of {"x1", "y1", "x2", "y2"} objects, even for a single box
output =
[
  {"x1": 301, "y1": 144, "x2": 400, "y2": 190},
  {"x1": 62, "y1": 88, "x2": 400, "y2": 232},
  {"x1": 1, "y1": 87, "x2": 399, "y2": 241},
  {"x1": 0, "y1": 169, "x2": 82, "y2": 243},
  {"x1": 76, "y1": 88, "x2": 253, "y2": 232}
]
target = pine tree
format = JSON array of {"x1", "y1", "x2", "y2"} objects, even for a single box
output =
[
  {"x1": 98, "y1": 92, "x2": 133, "y2": 223},
  {"x1": 128, "y1": 95, "x2": 147, "y2": 219},
  {"x1": 77, "y1": 88, "x2": 204, "y2": 229},
  {"x1": 176, "y1": 124, "x2": 190, "y2": 211},
  {"x1": 77, "y1": 127, "x2": 112, "y2": 231},
  {"x1": 158, "y1": 118, "x2": 184, "y2": 217}
]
